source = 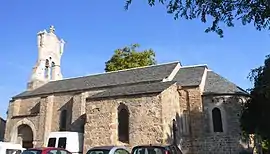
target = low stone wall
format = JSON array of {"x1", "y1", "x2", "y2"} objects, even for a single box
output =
[{"x1": 179, "y1": 135, "x2": 250, "y2": 154}]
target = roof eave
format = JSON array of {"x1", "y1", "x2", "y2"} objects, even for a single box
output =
[
  {"x1": 202, "y1": 92, "x2": 251, "y2": 97},
  {"x1": 86, "y1": 91, "x2": 162, "y2": 102},
  {"x1": 12, "y1": 80, "x2": 164, "y2": 99},
  {"x1": 176, "y1": 83, "x2": 200, "y2": 88}
]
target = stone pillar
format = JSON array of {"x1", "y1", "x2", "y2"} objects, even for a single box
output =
[
  {"x1": 43, "y1": 95, "x2": 54, "y2": 145},
  {"x1": 36, "y1": 96, "x2": 54, "y2": 147},
  {"x1": 13, "y1": 99, "x2": 21, "y2": 116},
  {"x1": 186, "y1": 88, "x2": 203, "y2": 137},
  {"x1": 71, "y1": 92, "x2": 86, "y2": 132}
]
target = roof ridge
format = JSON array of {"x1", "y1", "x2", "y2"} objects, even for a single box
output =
[
  {"x1": 181, "y1": 64, "x2": 208, "y2": 68},
  {"x1": 53, "y1": 61, "x2": 180, "y2": 82}
]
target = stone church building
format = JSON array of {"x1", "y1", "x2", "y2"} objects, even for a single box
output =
[{"x1": 5, "y1": 26, "x2": 250, "y2": 154}]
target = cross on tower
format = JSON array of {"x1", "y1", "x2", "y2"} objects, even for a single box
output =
[{"x1": 49, "y1": 25, "x2": 55, "y2": 33}]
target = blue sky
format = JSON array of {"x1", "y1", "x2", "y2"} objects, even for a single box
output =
[{"x1": 0, "y1": 1, "x2": 269, "y2": 119}]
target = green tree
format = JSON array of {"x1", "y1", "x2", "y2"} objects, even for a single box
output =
[
  {"x1": 124, "y1": 0, "x2": 270, "y2": 37},
  {"x1": 240, "y1": 55, "x2": 270, "y2": 152},
  {"x1": 105, "y1": 44, "x2": 156, "y2": 72}
]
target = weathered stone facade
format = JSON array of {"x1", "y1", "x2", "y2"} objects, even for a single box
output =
[
  {"x1": 176, "y1": 94, "x2": 249, "y2": 154},
  {"x1": 4, "y1": 26, "x2": 252, "y2": 154}
]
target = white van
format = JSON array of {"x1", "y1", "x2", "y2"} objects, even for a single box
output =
[
  {"x1": 0, "y1": 142, "x2": 25, "y2": 154},
  {"x1": 46, "y1": 132, "x2": 84, "y2": 154}
]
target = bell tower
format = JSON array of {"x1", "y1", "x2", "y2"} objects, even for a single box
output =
[{"x1": 27, "y1": 25, "x2": 65, "y2": 90}]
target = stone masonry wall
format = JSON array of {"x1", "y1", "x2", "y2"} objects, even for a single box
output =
[
  {"x1": 160, "y1": 84, "x2": 180, "y2": 144},
  {"x1": 50, "y1": 94, "x2": 74, "y2": 132},
  {"x1": 84, "y1": 94, "x2": 163, "y2": 153},
  {"x1": 38, "y1": 96, "x2": 54, "y2": 146},
  {"x1": 175, "y1": 88, "x2": 250, "y2": 154},
  {"x1": 42, "y1": 93, "x2": 86, "y2": 144},
  {"x1": 4, "y1": 97, "x2": 41, "y2": 146},
  {"x1": 193, "y1": 95, "x2": 248, "y2": 154},
  {"x1": 5, "y1": 92, "x2": 87, "y2": 147},
  {"x1": 175, "y1": 87, "x2": 204, "y2": 154},
  {"x1": 175, "y1": 93, "x2": 249, "y2": 154}
]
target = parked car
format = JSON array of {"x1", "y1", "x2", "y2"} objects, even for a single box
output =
[
  {"x1": 21, "y1": 147, "x2": 72, "y2": 154},
  {"x1": 0, "y1": 142, "x2": 25, "y2": 154},
  {"x1": 46, "y1": 131, "x2": 84, "y2": 154},
  {"x1": 131, "y1": 144, "x2": 183, "y2": 154},
  {"x1": 86, "y1": 146, "x2": 130, "y2": 154}
]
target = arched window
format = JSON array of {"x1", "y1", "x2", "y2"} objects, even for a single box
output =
[
  {"x1": 51, "y1": 61, "x2": 55, "y2": 67},
  {"x1": 50, "y1": 61, "x2": 55, "y2": 79},
  {"x1": 118, "y1": 103, "x2": 129, "y2": 143},
  {"x1": 60, "y1": 109, "x2": 67, "y2": 131},
  {"x1": 44, "y1": 59, "x2": 50, "y2": 78},
  {"x1": 212, "y1": 107, "x2": 223, "y2": 132}
]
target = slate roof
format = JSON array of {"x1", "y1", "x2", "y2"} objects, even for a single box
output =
[
  {"x1": 173, "y1": 65, "x2": 207, "y2": 86},
  {"x1": 12, "y1": 61, "x2": 248, "y2": 99},
  {"x1": 203, "y1": 70, "x2": 249, "y2": 95},
  {"x1": 87, "y1": 81, "x2": 176, "y2": 100},
  {"x1": 13, "y1": 62, "x2": 179, "y2": 99}
]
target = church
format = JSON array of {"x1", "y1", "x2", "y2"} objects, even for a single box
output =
[{"x1": 4, "y1": 26, "x2": 251, "y2": 154}]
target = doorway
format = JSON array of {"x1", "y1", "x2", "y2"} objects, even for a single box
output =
[{"x1": 17, "y1": 124, "x2": 33, "y2": 149}]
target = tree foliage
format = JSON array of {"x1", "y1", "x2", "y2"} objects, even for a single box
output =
[
  {"x1": 105, "y1": 44, "x2": 156, "y2": 72},
  {"x1": 240, "y1": 54, "x2": 270, "y2": 150},
  {"x1": 124, "y1": 0, "x2": 270, "y2": 37}
]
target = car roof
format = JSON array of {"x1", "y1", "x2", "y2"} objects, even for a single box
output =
[
  {"x1": 89, "y1": 146, "x2": 127, "y2": 150},
  {"x1": 27, "y1": 147, "x2": 67, "y2": 151},
  {"x1": 132, "y1": 144, "x2": 172, "y2": 148}
]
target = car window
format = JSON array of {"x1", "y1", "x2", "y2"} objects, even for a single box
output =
[
  {"x1": 48, "y1": 138, "x2": 56, "y2": 147},
  {"x1": 59, "y1": 150, "x2": 68, "y2": 154},
  {"x1": 132, "y1": 147, "x2": 164, "y2": 154},
  {"x1": 86, "y1": 149, "x2": 110, "y2": 154},
  {"x1": 167, "y1": 146, "x2": 175, "y2": 154},
  {"x1": 58, "y1": 137, "x2": 67, "y2": 149},
  {"x1": 6, "y1": 149, "x2": 22, "y2": 154},
  {"x1": 173, "y1": 146, "x2": 182, "y2": 154},
  {"x1": 47, "y1": 150, "x2": 58, "y2": 154},
  {"x1": 169, "y1": 146, "x2": 181, "y2": 154},
  {"x1": 22, "y1": 149, "x2": 42, "y2": 154},
  {"x1": 114, "y1": 149, "x2": 129, "y2": 154}
]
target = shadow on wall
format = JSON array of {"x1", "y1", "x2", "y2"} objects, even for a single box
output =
[
  {"x1": 164, "y1": 98, "x2": 254, "y2": 154},
  {"x1": 58, "y1": 97, "x2": 85, "y2": 133},
  {"x1": 58, "y1": 98, "x2": 73, "y2": 131},
  {"x1": 71, "y1": 114, "x2": 86, "y2": 133},
  {"x1": 0, "y1": 118, "x2": 6, "y2": 141},
  {"x1": 30, "y1": 101, "x2": 40, "y2": 115}
]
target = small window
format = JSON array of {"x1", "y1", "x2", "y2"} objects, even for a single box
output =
[
  {"x1": 60, "y1": 110, "x2": 67, "y2": 131},
  {"x1": 45, "y1": 59, "x2": 49, "y2": 67},
  {"x1": 47, "y1": 138, "x2": 56, "y2": 147},
  {"x1": 118, "y1": 103, "x2": 129, "y2": 143},
  {"x1": 58, "y1": 137, "x2": 67, "y2": 149},
  {"x1": 212, "y1": 107, "x2": 223, "y2": 132}
]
